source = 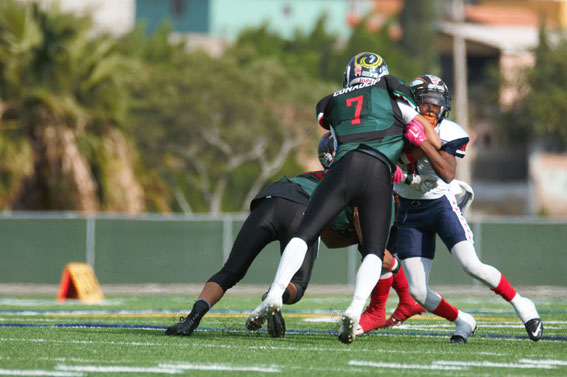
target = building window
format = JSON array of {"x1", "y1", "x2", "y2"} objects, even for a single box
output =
[
  {"x1": 282, "y1": 3, "x2": 292, "y2": 17},
  {"x1": 171, "y1": 0, "x2": 186, "y2": 17}
]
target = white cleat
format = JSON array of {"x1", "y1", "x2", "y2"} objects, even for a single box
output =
[
  {"x1": 338, "y1": 308, "x2": 360, "y2": 344},
  {"x1": 354, "y1": 324, "x2": 365, "y2": 336},
  {"x1": 513, "y1": 296, "x2": 543, "y2": 341},
  {"x1": 450, "y1": 311, "x2": 477, "y2": 344},
  {"x1": 245, "y1": 295, "x2": 282, "y2": 331}
]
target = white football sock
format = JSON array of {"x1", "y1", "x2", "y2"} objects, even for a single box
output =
[
  {"x1": 267, "y1": 237, "x2": 308, "y2": 299},
  {"x1": 402, "y1": 257, "x2": 441, "y2": 310},
  {"x1": 346, "y1": 254, "x2": 382, "y2": 314},
  {"x1": 451, "y1": 240, "x2": 501, "y2": 288}
]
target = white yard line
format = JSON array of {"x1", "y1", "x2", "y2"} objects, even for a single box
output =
[
  {"x1": 56, "y1": 365, "x2": 181, "y2": 374},
  {"x1": 348, "y1": 360, "x2": 465, "y2": 370},
  {"x1": 434, "y1": 360, "x2": 555, "y2": 369},
  {"x1": 350, "y1": 359, "x2": 562, "y2": 371},
  {"x1": 160, "y1": 363, "x2": 280, "y2": 373},
  {"x1": 0, "y1": 369, "x2": 84, "y2": 376},
  {"x1": 520, "y1": 359, "x2": 567, "y2": 366},
  {"x1": 0, "y1": 336, "x2": 424, "y2": 354}
]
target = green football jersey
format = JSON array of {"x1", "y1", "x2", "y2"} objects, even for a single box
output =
[
  {"x1": 252, "y1": 171, "x2": 355, "y2": 234},
  {"x1": 316, "y1": 75, "x2": 415, "y2": 172}
]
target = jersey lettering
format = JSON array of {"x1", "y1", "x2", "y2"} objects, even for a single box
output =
[{"x1": 333, "y1": 79, "x2": 377, "y2": 96}]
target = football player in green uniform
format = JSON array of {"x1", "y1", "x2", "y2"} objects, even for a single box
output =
[
  {"x1": 166, "y1": 133, "x2": 382, "y2": 338},
  {"x1": 246, "y1": 52, "x2": 440, "y2": 344}
]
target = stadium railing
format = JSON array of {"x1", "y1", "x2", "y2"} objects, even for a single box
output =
[{"x1": 0, "y1": 212, "x2": 565, "y2": 287}]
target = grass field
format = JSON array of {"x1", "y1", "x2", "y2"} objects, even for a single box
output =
[{"x1": 1, "y1": 289, "x2": 566, "y2": 377}]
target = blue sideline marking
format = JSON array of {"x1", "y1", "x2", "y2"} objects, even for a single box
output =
[{"x1": 1, "y1": 323, "x2": 565, "y2": 341}]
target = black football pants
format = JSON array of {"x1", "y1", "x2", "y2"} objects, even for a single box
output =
[
  {"x1": 208, "y1": 197, "x2": 316, "y2": 303},
  {"x1": 294, "y1": 150, "x2": 392, "y2": 260}
]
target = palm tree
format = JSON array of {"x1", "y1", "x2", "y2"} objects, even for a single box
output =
[{"x1": 0, "y1": 0, "x2": 143, "y2": 212}]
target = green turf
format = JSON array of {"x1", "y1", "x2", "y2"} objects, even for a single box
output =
[{"x1": 0, "y1": 293, "x2": 566, "y2": 376}]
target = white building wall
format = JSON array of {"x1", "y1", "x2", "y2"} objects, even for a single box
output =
[{"x1": 21, "y1": 0, "x2": 136, "y2": 36}]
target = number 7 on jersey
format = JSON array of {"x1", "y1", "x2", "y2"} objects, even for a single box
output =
[{"x1": 346, "y1": 95, "x2": 363, "y2": 125}]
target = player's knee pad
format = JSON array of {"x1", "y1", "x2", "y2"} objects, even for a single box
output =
[
  {"x1": 208, "y1": 267, "x2": 245, "y2": 292},
  {"x1": 408, "y1": 283, "x2": 428, "y2": 305}
]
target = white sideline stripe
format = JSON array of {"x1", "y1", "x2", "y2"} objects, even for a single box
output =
[
  {"x1": 55, "y1": 365, "x2": 181, "y2": 374},
  {"x1": 0, "y1": 369, "x2": 83, "y2": 377},
  {"x1": 0, "y1": 337, "x2": 420, "y2": 353},
  {"x1": 160, "y1": 363, "x2": 281, "y2": 373},
  {"x1": 348, "y1": 360, "x2": 464, "y2": 370},
  {"x1": 520, "y1": 359, "x2": 567, "y2": 366},
  {"x1": 2, "y1": 335, "x2": 553, "y2": 354},
  {"x1": 434, "y1": 361, "x2": 555, "y2": 369},
  {"x1": 351, "y1": 359, "x2": 560, "y2": 371},
  {"x1": 0, "y1": 299, "x2": 121, "y2": 307},
  {"x1": 303, "y1": 317, "x2": 338, "y2": 323},
  {"x1": 0, "y1": 338, "x2": 160, "y2": 346}
]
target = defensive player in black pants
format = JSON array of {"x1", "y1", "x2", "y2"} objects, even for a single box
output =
[
  {"x1": 246, "y1": 52, "x2": 441, "y2": 344},
  {"x1": 166, "y1": 133, "x2": 355, "y2": 337}
]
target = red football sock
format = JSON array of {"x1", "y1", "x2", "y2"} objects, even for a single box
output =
[
  {"x1": 391, "y1": 265, "x2": 414, "y2": 304},
  {"x1": 491, "y1": 274, "x2": 517, "y2": 302},
  {"x1": 359, "y1": 275, "x2": 393, "y2": 332},
  {"x1": 431, "y1": 297, "x2": 459, "y2": 322},
  {"x1": 367, "y1": 275, "x2": 393, "y2": 311}
]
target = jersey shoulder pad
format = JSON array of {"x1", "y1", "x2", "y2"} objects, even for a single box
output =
[
  {"x1": 316, "y1": 94, "x2": 333, "y2": 129},
  {"x1": 439, "y1": 120, "x2": 469, "y2": 158},
  {"x1": 383, "y1": 75, "x2": 415, "y2": 107},
  {"x1": 439, "y1": 119, "x2": 469, "y2": 142}
]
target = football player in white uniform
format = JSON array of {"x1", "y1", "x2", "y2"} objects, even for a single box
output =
[
  {"x1": 356, "y1": 178, "x2": 474, "y2": 334},
  {"x1": 394, "y1": 74, "x2": 542, "y2": 343}
]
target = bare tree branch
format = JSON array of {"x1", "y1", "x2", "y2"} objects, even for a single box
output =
[
  {"x1": 173, "y1": 184, "x2": 193, "y2": 214},
  {"x1": 240, "y1": 130, "x2": 298, "y2": 211}
]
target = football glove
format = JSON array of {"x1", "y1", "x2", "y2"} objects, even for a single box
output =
[{"x1": 404, "y1": 173, "x2": 438, "y2": 193}]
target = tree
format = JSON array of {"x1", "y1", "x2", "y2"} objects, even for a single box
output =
[
  {"x1": 232, "y1": 14, "x2": 339, "y2": 83},
  {"x1": 500, "y1": 27, "x2": 567, "y2": 149},
  {"x1": 399, "y1": 0, "x2": 440, "y2": 75},
  {"x1": 524, "y1": 28, "x2": 567, "y2": 146},
  {"x1": 0, "y1": 0, "x2": 144, "y2": 212},
  {"x1": 127, "y1": 33, "x2": 332, "y2": 213}
]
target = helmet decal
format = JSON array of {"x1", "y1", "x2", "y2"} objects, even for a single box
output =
[
  {"x1": 343, "y1": 52, "x2": 389, "y2": 88},
  {"x1": 410, "y1": 78, "x2": 427, "y2": 87},
  {"x1": 359, "y1": 54, "x2": 383, "y2": 69},
  {"x1": 429, "y1": 75, "x2": 443, "y2": 86}
]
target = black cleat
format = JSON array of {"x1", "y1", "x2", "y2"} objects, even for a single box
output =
[
  {"x1": 165, "y1": 314, "x2": 199, "y2": 336},
  {"x1": 450, "y1": 335, "x2": 467, "y2": 344},
  {"x1": 524, "y1": 318, "x2": 543, "y2": 342},
  {"x1": 267, "y1": 309, "x2": 286, "y2": 338},
  {"x1": 165, "y1": 299, "x2": 209, "y2": 336}
]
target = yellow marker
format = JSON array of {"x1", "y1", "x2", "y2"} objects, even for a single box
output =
[{"x1": 57, "y1": 262, "x2": 104, "y2": 304}]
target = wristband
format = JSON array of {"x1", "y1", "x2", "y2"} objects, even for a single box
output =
[{"x1": 400, "y1": 151, "x2": 416, "y2": 165}]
